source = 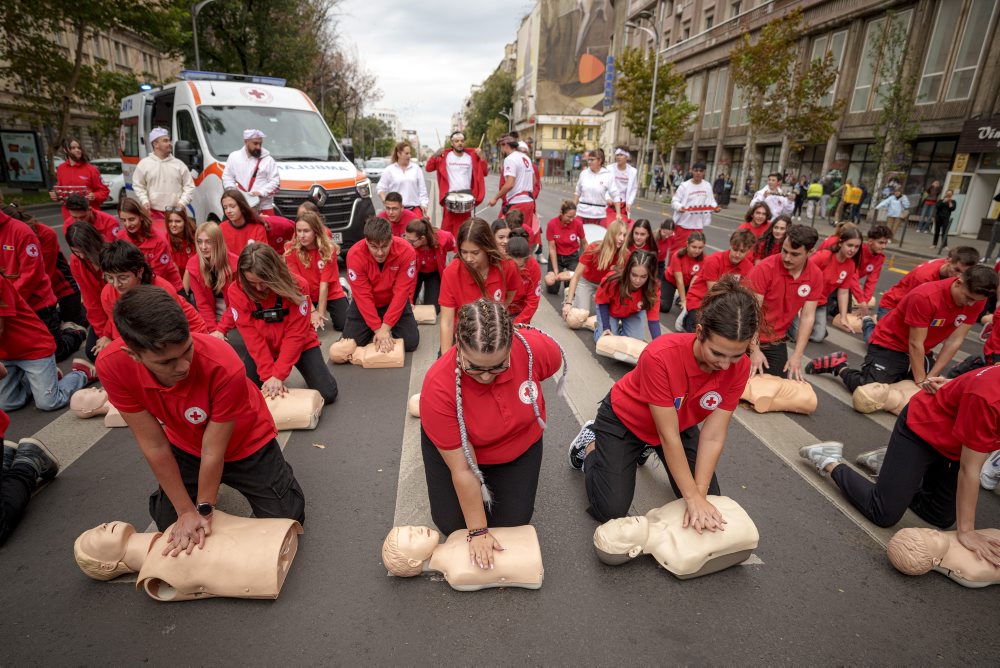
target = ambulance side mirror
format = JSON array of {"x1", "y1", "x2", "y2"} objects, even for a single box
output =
[{"x1": 174, "y1": 140, "x2": 202, "y2": 173}]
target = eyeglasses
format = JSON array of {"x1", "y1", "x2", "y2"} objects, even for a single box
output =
[
  {"x1": 458, "y1": 350, "x2": 511, "y2": 376},
  {"x1": 103, "y1": 273, "x2": 137, "y2": 287}
]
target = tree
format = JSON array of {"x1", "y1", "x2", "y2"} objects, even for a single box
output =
[
  {"x1": 305, "y1": 45, "x2": 382, "y2": 140},
  {"x1": 351, "y1": 115, "x2": 392, "y2": 160},
  {"x1": 566, "y1": 121, "x2": 588, "y2": 156},
  {"x1": 464, "y1": 69, "x2": 514, "y2": 147},
  {"x1": 784, "y1": 52, "x2": 846, "y2": 154}
]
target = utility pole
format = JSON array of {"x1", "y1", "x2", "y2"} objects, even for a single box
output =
[
  {"x1": 625, "y1": 3, "x2": 661, "y2": 197},
  {"x1": 191, "y1": 0, "x2": 217, "y2": 71}
]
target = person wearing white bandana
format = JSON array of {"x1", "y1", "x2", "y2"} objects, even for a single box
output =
[
  {"x1": 222, "y1": 129, "x2": 281, "y2": 215},
  {"x1": 131, "y1": 128, "x2": 195, "y2": 234},
  {"x1": 610, "y1": 148, "x2": 637, "y2": 220}
]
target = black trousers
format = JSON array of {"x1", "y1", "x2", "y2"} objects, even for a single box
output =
[
  {"x1": 760, "y1": 340, "x2": 788, "y2": 377},
  {"x1": 660, "y1": 278, "x2": 678, "y2": 313},
  {"x1": 840, "y1": 343, "x2": 930, "y2": 393},
  {"x1": 421, "y1": 428, "x2": 543, "y2": 535},
  {"x1": 932, "y1": 217, "x2": 949, "y2": 248},
  {"x1": 584, "y1": 394, "x2": 719, "y2": 522},
  {"x1": 149, "y1": 440, "x2": 306, "y2": 532},
  {"x1": 546, "y1": 251, "x2": 580, "y2": 295},
  {"x1": 681, "y1": 308, "x2": 699, "y2": 333},
  {"x1": 831, "y1": 406, "x2": 958, "y2": 528},
  {"x1": 58, "y1": 292, "x2": 86, "y2": 328},
  {"x1": 413, "y1": 271, "x2": 442, "y2": 312},
  {"x1": 314, "y1": 296, "x2": 348, "y2": 331},
  {"x1": 342, "y1": 301, "x2": 419, "y2": 352},
  {"x1": 242, "y1": 344, "x2": 338, "y2": 404},
  {"x1": 36, "y1": 305, "x2": 85, "y2": 363},
  {"x1": 0, "y1": 461, "x2": 38, "y2": 547}
]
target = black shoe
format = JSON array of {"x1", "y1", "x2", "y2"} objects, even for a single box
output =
[
  {"x1": 637, "y1": 445, "x2": 656, "y2": 466},
  {"x1": 12, "y1": 438, "x2": 59, "y2": 481},
  {"x1": 3, "y1": 440, "x2": 16, "y2": 472},
  {"x1": 805, "y1": 351, "x2": 848, "y2": 376}
]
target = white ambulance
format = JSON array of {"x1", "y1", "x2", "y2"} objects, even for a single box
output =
[{"x1": 118, "y1": 70, "x2": 375, "y2": 253}]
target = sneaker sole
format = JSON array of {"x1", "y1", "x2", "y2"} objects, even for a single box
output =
[{"x1": 16, "y1": 438, "x2": 60, "y2": 480}]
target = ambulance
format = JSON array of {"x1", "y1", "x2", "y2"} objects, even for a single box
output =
[{"x1": 118, "y1": 70, "x2": 375, "y2": 253}]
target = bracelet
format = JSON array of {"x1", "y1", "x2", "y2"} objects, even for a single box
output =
[{"x1": 466, "y1": 527, "x2": 489, "y2": 541}]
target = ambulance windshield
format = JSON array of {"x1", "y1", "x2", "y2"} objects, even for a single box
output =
[{"x1": 197, "y1": 106, "x2": 344, "y2": 162}]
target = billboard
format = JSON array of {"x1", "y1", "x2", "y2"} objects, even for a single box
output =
[
  {"x1": 0, "y1": 129, "x2": 46, "y2": 187},
  {"x1": 535, "y1": 0, "x2": 615, "y2": 115}
]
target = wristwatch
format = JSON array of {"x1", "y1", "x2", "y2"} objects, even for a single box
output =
[{"x1": 196, "y1": 502, "x2": 214, "y2": 517}]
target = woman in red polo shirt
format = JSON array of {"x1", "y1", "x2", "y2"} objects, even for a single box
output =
[
  {"x1": 186, "y1": 221, "x2": 239, "y2": 339},
  {"x1": 594, "y1": 250, "x2": 661, "y2": 343},
  {"x1": 220, "y1": 189, "x2": 269, "y2": 251},
  {"x1": 491, "y1": 218, "x2": 512, "y2": 256},
  {"x1": 570, "y1": 276, "x2": 762, "y2": 525},
  {"x1": 438, "y1": 218, "x2": 519, "y2": 354},
  {"x1": 165, "y1": 206, "x2": 197, "y2": 289},
  {"x1": 655, "y1": 219, "x2": 676, "y2": 312},
  {"x1": 420, "y1": 299, "x2": 566, "y2": 566},
  {"x1": 65, "y1": 223, "x2": 108, "y2": 361},
  {"x1": 507, "y1": 233, "x2": 541, "y2": 325},
  {"x1": 284, "y1": 210, "x2": 348, "y2": 332},
  {"x1": 562, "y1": 219, "x2": 628, "y2": 316},
  {"x1": 404, "y1": 217, "x2": 455, "y2": 313},
  {"x1": 662, "y1": 231, "x2": 706, "y2": 314},
  {"x1": 625, "y1": 219, "x2": 655, "y2": 254},
  {"x1": 545, "y1": 201, "x2": 587, "y2": 295},
  {"x1": 229, "y1": 244, "x2": 338, "y2": 404},
  {"x1": 116, "y1": 198, "x2": 183, "y2": 291},
  {"x1": 737, "y1": 202, "x2": 771, "y2": 241},
  {"x1": 750, "y1": 214, "x2": 788, "y2": 264}
]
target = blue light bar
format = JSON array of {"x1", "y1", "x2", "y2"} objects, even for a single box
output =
[
  {"x1": 179, "y1": 70, "x2": 286, "y2": 87},
  {"x1": 139, "y1": 83, "x2": 153, "y2": 91}
]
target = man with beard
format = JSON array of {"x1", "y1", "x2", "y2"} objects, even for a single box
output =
[
  {"x1": 222, "y1": 129, "x2": 281, "y2": 216},
  {"x1": 425, "y1": 131, "x2": 487, "y2": 236},
  {"x1": 131, "y1": 128, "x2": 196, "y2": 233}
]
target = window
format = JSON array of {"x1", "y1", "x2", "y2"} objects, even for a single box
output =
[
  {"x1": 729, "y1": 85, "x2": 748, "y2": 127},
  {"x1": 759, "y1": 146, "x2": 780, "y2": 190},
  {"x1": 663, "y1": 31, "x2": 670, "y2": 48},
  {"x1": 176, "y1": 109, "x2": 202, "y2": 156},
  {"x1": 705, "y1": 13, "x2": 714, "y2": 30},
  {"x1": 845, "y1": 143, "x2": 881, "y2": 192},
  {"x1": 682, "y1": 20, "x2": 691, "y2": 40},
  {"x1": 552, "y1": 127, "x2": 558, "y2": 139},
  {"x1": 92, "y1": 36, "x2": 103, "y2": 59},
  {"x1": 561, "y1": 127, "x2": 567, "y2": 139},
  {"x1": 730, "y1": 1, "x2": 742, "y2": 17},
  {"x1": 903, "y1": 139, "x2": 957, "y2": 200},
  {"x1": 810, "y1": 30, "x2": 847, "y2": 107},
  {"x1": 797, "y1": 145, "x2": 826, "y2": 181},
  {"x1": 850, "y1": 10, "x2": 913, "y2": 114},
  {"x1": 587, "y1": 128, "x2": 594, "y2": 140},
  {"x1": 728, "y1": 147, "x2": 744, "y2": 187},
  {"x1": 702, "y1": 67, "x2": 728, "y2": 130},
  {"x1": 946, "y1": 0, "x2": 997, "y2": 99},
  {"x1": 917, "y1": 0, "x2": 998, "y2": 103},
  {"x1": 120, "y1": 118, "x2": 139, "y2": 158}
]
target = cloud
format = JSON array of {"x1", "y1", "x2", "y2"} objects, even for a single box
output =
[{"x1": 337, "y1": 0, "x2": 529, "y2": 151}]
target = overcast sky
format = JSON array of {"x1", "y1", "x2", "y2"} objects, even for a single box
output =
[{"x1": 337, "y1": 1, "x2": 532, "y2": 149}]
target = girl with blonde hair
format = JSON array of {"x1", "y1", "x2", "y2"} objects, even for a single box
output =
[
  {"x1": 186, "y1": 221, "x2": 240, "y2": 339},
  {"x1": 562, "y1": 219, "x2": 628, "y2": 315},
  {"x1": 284, "y1": 210, "x2": 349, "y2": 331}
]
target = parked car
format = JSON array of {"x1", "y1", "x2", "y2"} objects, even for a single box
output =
[
  {"x1": 363, "y1": 158, "x2": 388, "y2": 183},
  {"x1": 92, "y1": 158, "x2": 126, "y2": 207}
]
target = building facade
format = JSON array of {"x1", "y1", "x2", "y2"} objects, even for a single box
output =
[{"x1": 371, "y1": 108, "x2": 403, "y2": 142}]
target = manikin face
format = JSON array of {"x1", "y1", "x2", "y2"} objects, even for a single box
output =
[
  {"x1": 631, "y1": 227, "x2": 649, "y2": 249},
  {"x1": 222, "y1": 197, "x2": 243, "y2": 224},
  {"x1": 404, "y1": 231, "x2": 426, "y2": 249},
  {"x1": 120, "y1": 210, "x2": 143, "y2": 236},
  {"x1": 868, "y1": 237, "x2": 889, "y2": 254},
  {"x1": 245, "y1": 138, "x2": 263, "y2": 158},
  {"x1": 367, "y1": 238, "x2": 393, "y2": 264},
  {"x1": 383, "y1": 200, "x2": 402, "y2": 223},
  {"x1": 451, "y1": 134, "x2": 466, "y2": 152},
  {"x1": 459, "y1": 344, "x2": 511, "y2": 385},
  {"x1": 196, "y1": 232, "x2": 214, "y2": 259},
  {"x1": 687, "y1": 239, "x2": 705, "y2": 257},
  {"x1": 395, "y1": 525, "x2": 440, "y2": 561},
  {"x1": 167, "y1": 213, "x2": 185, "y2": 238},
  {"x1": 628, "y1": 265, "x2": 649, "y2": 291},
  {"x1": 595, "y1": 516, "x2": 647, "y2": 557},
  {"x1": 104, "y1": 270, "x2": 142, "y2": 295},
  {"x1": 694, "y1": 328, "x2": 751, "y2": 373},
  {"x1": 127, "y1": 337, "x2": 194, "y2": 387},
  {"x1": 494, "y1": 228, "x2": 510, "y2": 254},
  {"x1": 780, "y1": 238, "x2": 808, "y2": 273},
  {"x1": 79, "y1": 521, "x2": 135, "y2": 560},
  {"x1": 751, "y1": 206, "x2": 769, "y2": 226},
  {"x1": 770, "y1": 219, "x2": 788, "y2": 242},
  {"x1": 295, "y1": 221, "x2": 316, "y2": 248},
  {"x1": 839, "y1": 238, "x2": 862, "y2": 260},
  {"x1": 729, "y1": 246, "x2": 751, "y2": 265},
  {"x1": 67, "y1": 141, "x2": 84, "y2": 162},
  {"x1": 459, "y1": 241, "x2": 487, "y2": 271}
]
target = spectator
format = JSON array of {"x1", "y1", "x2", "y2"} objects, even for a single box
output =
[
  {"x1": 376, "y1": 142, "x2": 428, "y2": 215},
  {"x1": 671, "y1": 162, "x2": 720, "y2": 249},
  {"x1": 573, "y1": 148, "x2": 620, "y2": 226},
  {"x1": 116, "y1": 198, "x2": 183, "y2": 291},
  {"x1": 916, "y1": 180, "x2": 942, "y2": 233},
  {"x1": 130, "y1": 128, "x2": 195, "y2": 233},
  {"x1": 876, "y1": 188, "x2": 911, "y2": 240},
  {"x1": 932, "y1": 189, "x2": 957, "y2": 253},
  {"x1": 49, "y1": 137, "x2": 109, "y2": 218}
]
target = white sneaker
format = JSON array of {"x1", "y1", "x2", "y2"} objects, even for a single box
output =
[
  {"x1": 981, "y1": 450, "x2": 1000, "y2": 491},
  {"x1": 798, "y1": 442, "x2": 844, "y2": 477},
  {"x1": 855, "y1": 448, "x2": 887, "y2": 476}
]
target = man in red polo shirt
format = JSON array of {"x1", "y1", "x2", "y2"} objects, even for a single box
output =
[
  {"x1": 808, "y1": 265, "x2": 997, "y2": 393},
  {"x1": 873, "y1": 246, "x2": 979, "y2": 317},
  {"x1": 681, "y1": 228, "x2": 754, "y2": 332},
  {"x1": 343, "y1": 216, "x2": 419, "y2": 352},
  {"x1": 746, "y1": 224, "x2": 823, "y2": 381},
  {"x1": 377, "y1": 192, "x2": 422, "y2": 237},
  {"x1": 96, "y1": 286, "x2": 304, "y2": 548},
  {"x1": 63, "y1": 193, "x2": 120, "y2": 242}
]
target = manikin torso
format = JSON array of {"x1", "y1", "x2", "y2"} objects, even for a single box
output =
[
  {"x1": 740, "y1": 375, "x2": 817, "y2": 414},
  {"x1": 887, "y1": 527, "x2": 1000, "y2": 588},
  {"x1": 329, "y1": 338, "x2": 405, "y2": 367},
  {"x1": 596, "y1": 334, "x2": 647, "y2": 365}
]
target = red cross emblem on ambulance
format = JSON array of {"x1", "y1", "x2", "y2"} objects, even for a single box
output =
[{"x1": 247, "y1": 89, "x2": 265, "y2": 99}]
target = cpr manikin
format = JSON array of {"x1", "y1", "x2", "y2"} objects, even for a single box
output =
[
  {"x1": 832, "y1": 312, "x2": 870, "y2": 334},
  {"x1": 545, "y1": 270, "x2": 574, "y2": 286},
  {"x1": 381, "y1": 525, "x2": 544, "y2": 591},
  {"x1": 596, "y1": 335, "x2": 647, "y2": 365},
  {"x1": 852, "y1": 380, "x2": 920, "y2": 415},
  {"x1": 412, "y1": 305, "x2": 437, "y2": 324},
  {"x1": 592, "y1": 496, "x2": 759, "y2": 579},
  {"x1": 565, "y1": 308, "x2": 597, "y2": 331},
  {"x1": 887, "y1": 527, "x2": 1000, "y2": 588},
  {"x1": 70, "y1": 387, "x2": 126, "y2": 427},
  {"x1": 74, "y1": 511, "x2": 303, "y2": 601},
  {"x1": 328, "y1": 338, "x2": 404, "y2": 367},
  {"x1": 407, "y1": 393, "x2": 420, "y2": 417},
  {"x1": 740, "y1": 375, "x2": 817, "y2": 414}
]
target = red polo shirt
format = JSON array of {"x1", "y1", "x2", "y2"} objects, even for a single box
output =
[
  {"x1": 227, "y1": 273, "x2": 318, "y2": 382},
  {"x1": 439, "y1": 257, "x2": 519, "y2": 308},
  {"x1": 284, "y1": 246, "x2": 346, "y2": 302},
  {"x1": 656, "y1": 235, "x2": 672, "y2": 263},
  {"x1": 0, "y1": 210, "x2": 56, "y2": 310},
  {"x1": 70, "y1": 255, "x2": 110, "y2": 337},
  {"x1": 596, "y1": 276, "x2": 659, "y2": 323},
  {"x1": 737, "y1": 221, "x2": 770, "y2": 240},
  {"x1": 102, "y1": 276, "x2": 207, "y2": 339},
  {"x1": 115, "y1": 228, "x2": 183, "y2": 291},
  {"x1": 578, "y1": 242, "x2": 626, "y2": 285},
  {"x1": 169, "y1": 242, "x2": 195, "y2": 278},
  {"x1": 414, "y1": 230, "x2": 456, "y2": 275},
  {"x1": 870, "y1": 277, "x2": 980, "y2": 354},
  {"x1": 817, "y1": 234, "x2": 838, "y2": 252},
  {"x1": 510, "y1": 257, "x2": 542, "y2": 325},
  {"x1": 63, "y1": 209, "x2": 120, "y2": 243},
  {"x1": 220, "y1": 219, "x2": 268, "y2": 252},
  {"x1": 906, "y1": 364, "x2": 1000, "y2": 460},
  {"x1": 420, "y1": 328, "x2": 562, "y2": 465},
  {"x1": 546, "y1": 216, "x2": 586, "y2": 256},
  {"x1": 665, "y1": 251, "x2": 706, "y2": 287},
  {"x1": 346, "y1": 236, "x2": 417, "y2": 330},
  {"x1": 610, "y1": 333, "x2": 750, "y2": 443},
  {"x1": 880, "y1": 258, "x2": 947, "y2": 310},
  {"x1": 0, "y1": 275, "x2": 56, "y2": 361},
  {"x1": 185, "y1": 253, "x2": 239, "y2": 335},
  {"x1": 854, "y1": 244, "x2": 885, "y2": 303},
  {"x1": 378, "y1": 208, "x2": 422, "y2": 238},
  {"x1": 810, "y1": 249, "x2": 858, "y2": 307},
  {"x1": 261, "y1": 215, "x2": 295, "y2": 254},
  {"x1": 97, "y1": 333, "x2": 277, "y2": 462},
  {"x1": 747, "y1": 253, "x2": 825, "y2": 343},
  {"x1": 685, "y1": 251, "x2": 754, "y2": 311}
]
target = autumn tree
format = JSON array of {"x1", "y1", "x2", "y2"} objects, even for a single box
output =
[
  {"x1": 464, "y1": 69, "x2": 515, "y2": 147},
  {"x1": 351, "y1": 116, "x2": 392, "y2": 160},
  {"x1": 566, "y1": 121, "x2": 588, "y2": 155}
]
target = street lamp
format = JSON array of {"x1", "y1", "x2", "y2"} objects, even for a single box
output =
[
  {"x1": 498, "y1": 108, "x2": 512, "y2": 133},
  {"x1": 192, "y1": 0, "x2": 217, "y2": 71},
  {"x1": 625, "y1": 9, "x2": 660, "y2": 197}
]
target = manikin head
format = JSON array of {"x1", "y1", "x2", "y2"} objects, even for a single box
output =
[
  {"x1": 382, "y1": 525, "x2": 441, "y2": 576},
  {"x1": 886, "y1": 528, "x2": 949, "y2": 575},
  {"x1": 74, "y1": 521, "x2": 141, "y2": 581},
  {"x1": 70, "y1": 387, "x2": 110, "y2": 417},
  {"x1": 243, "y1": 128, "x2": 265, "y2": 158},
  {"x1": 593, "y1": 515, "x2": 650, "y2": 565}
]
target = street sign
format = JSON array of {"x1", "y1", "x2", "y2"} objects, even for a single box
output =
[{"x1": 603, "y1": 56, "x2": 615, "y2": 112}]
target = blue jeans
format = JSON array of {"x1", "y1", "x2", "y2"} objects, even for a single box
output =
[
  {"x1": 595, "y1": 312, "x2": 648, "y2": 343},
  {"x1": 787, "y1": 303, "x2": 829, "y2": 343},
  {"x1": 0, "y1": 356, "x2": 87, "y2": 411},
  {"x1": 863, "y1": 306, "x2": 892, "y2": 344},
  {"x1": 917, "y1": 203, "x2": 934, "y2": 232}
]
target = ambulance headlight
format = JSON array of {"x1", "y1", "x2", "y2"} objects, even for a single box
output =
[{"x1": 356, "y1": 179, "x2": 372, "y2": 199}]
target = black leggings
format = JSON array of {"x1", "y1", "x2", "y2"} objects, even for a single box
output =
[
  {"x1": 546, "y1": 251, "x2": 580, "y2": 295},
  {"x1": 760, "y1": 340, "x2": 788, "y2": 377},
  {"x1": 421, "y1": 428, "x2": 542, "y2": 535},
  {"x1": 36, "y1": 305, "x2": 85, "y2": 363},
  {"x1": 660, "y1": 279, "x2": 678, "y2": 313},
  {"x1": 413, "y1": 271, "x2": 442, "y2": 312},
  {"x1": 241, "y1": 344, "x2": 338, "y2": 404},
  {"x1": 342, "y1": 301, "x2": 420, "y2": 352},
  {"x1": 0, "y1": 461, "x2": 38, "y2": 547},
  {"x1": 831, "y1": 406, "x2": 958, "y2": 528},
  {"x1": 839, "y1": 343, "x2": 931, "y2": 393},
  {"x1": 315, "y1": 296, "x2": 348, "y2": 331}
]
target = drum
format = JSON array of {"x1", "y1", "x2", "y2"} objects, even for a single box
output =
[{"x1": 444, "y1": 192, "x2": 475, "y2": 213}]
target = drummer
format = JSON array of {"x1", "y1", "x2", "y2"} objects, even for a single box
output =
[{"x1": 425, "y1": 132, "x2": 487, "y2": 236}]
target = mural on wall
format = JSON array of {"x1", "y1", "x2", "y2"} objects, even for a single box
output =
[{"x1": 535, "y1": 0, "x2": 614, "y2": 114}]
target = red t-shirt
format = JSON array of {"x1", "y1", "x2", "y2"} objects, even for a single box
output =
[
  {"x1": 227, "y1": 273, "x2": 319, "y2": 382},
  {"x1": 665, "y1": 251, "x2": 705, "y2": 287},
  {"x1": 906, "y1": 364, "x2": 1000, "y2": 460},
  {"x1": 656, "y1": 235, "x2": 672, "y2": 263},
  {"x1": 33, "y1": 222, "x2": 75, "y2": 299},
  {"x1": 810, "y1": 249, "x2": 858, "y2": 307},
  {"x1": 185, "y1": 253, "x2": 239, "y2": 335},
  {"x1": 261, "y1": 215, "x2": 295, "y2": 255},
  {"x1": 101, "y1": 276, "x2": 207, "y2": 339},
  {"x1": 685, "y1": 251, "x2": 753, "y2": 311},
  {"x1": 854, "y1": 243, "x2": 885, "y2": 303},
  {"x1": 596, "y1": 275, "x2": 659, "y2": 322},
  {"x1": 346, "y1": 236, "x2": 417, "y2": 330},
  {"x1": 0, "y1": 211, "x2": 56, "y2": 310},
  {"x1": 510, "y1": 257, "x2": 542, "y2": 324},
  {"x1": 70, "y1": 255, "x2": 110, "y2": 337},
  {"x1": 610, "y1": 333, "x2": 750, "y2": 443},
  {"x1": 420, "y1": 328, "x2": 562, "y2": 465},
  {"x1": 817, "y1": 234, "x2": 838, "y2": 252},
  {"x1": 545, "y1": 216, "x2": 586, "y2": 256},
  {"x1": 284, "y1": 246, "x2": 346, "y2": 302},
  {"x1": 378, "y1": 208, "x2": 422, "y2": 238},
  {"x1": 97, "y1": 333, "x2": 277, "y2": 462},
  {"x1": 115, "y1": 228, "x2": 183, "y2": 291},
  {"x1": 414, "y1": 230, "x2": 456, "y2": 275},
  {"x1": 439, "y1": 257, "x2": 519, "y2": 308},
  {"x1": 0, "y1": 275, "x2": 56, "y2": 361},
  {"x1": 737, "y1": 221, "x2": 770, "y2": 240},
  {"x1": 870, "y1": 277, "x2": 980, "y2": 354},
  {"x1": 169, "y1": 242, "x2": 195, "y2": 279},
  {"x1": 220, "y1": 219, "x2": 268, "y2": 252},
  {"x1": 63, "y1": 210, "x2": 120, "y2": 243},
  {"x1": 578, "y1": 242, "x2": 626, "y2": 285},
  {"x1": 880, "y1": 258, "x2": 947, "y2": 310},
  {"x1": 747, "y1": 253, "x2": 825, "y2": 343}
]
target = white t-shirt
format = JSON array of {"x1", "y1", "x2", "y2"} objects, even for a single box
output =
[
  {"x1": 575, "y1": 167, "x2": 619, "y2": 219},
  {"x1": 612, "y1": 164, "x2": 638, "y2": 206},
  {"x1": 671, "y1": 179, "x2": 718, "y2": 230},
  {"x1": 502, "y1": 152, "x2": 534, "y2": 205},
  {"x1": 445, "y1": 151, "x2": 473, "y2": 192},
  {"x1": 750, "y1": 186, "x2": 794, "y2": 221},
  {"x1": 376, "y1": 162, "x2": 429, "y2": 208}
]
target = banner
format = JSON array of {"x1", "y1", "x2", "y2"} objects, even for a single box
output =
[{"x1": 0, "y1": 129, "x2": 46, "y2": 186}]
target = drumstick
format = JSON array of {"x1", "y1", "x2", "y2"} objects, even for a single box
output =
[
  {"x1": 436, "y1": 130, "x2": 442, "y2": 150},
  {"x1": 478, "y1": 134, "x2": 485, "y2": 150}
]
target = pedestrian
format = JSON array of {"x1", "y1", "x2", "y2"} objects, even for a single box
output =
[
  {"x1": 805, "y1": 178, "x2": 823, "y2": 221},
  {"x1": 750, "y1": 214, "x2": 789, "y2": 264},
  {"x1": 96, "y1": 286, "x2": 307, "y2": 538},
  {"x1": 852, "y1": 182, "x2": 868, "y2": 223},
  {"x1": 712, "y1": 172, "x2": 726, "y2": 204},
  {"x1": 221, "y1": 129, "x2": 280, "y2": 215},
  {"x1": 746, "y1": 224, "x2": 823, "y2": 380},
  {"x1": 681, "y1": 229, "x2": 755, "y2": 333},
  {"x1": 0, "y1": 409, "x2": 59, "y2": 546},
  {"x1": 419, "y1": 299, "x2": 566, "y2": 555},
  {"x1": 438, "y1": 218, "x2": 519, "y2": 354},
  {"x1": 229, "y1": 244, "x2": 338, "y2": 404},
  {"x1": 377, "y1": 142, "x2": 428, "y2": 215},
  {"x1": 820, "y1": 176, "x2": 834, "y2": 222},
  {"x1": 875, "y1": 188, "x2": 910, "y2": 240},
  {"x1": 610, "y1": 148, "x2": 638, "y2": 221},
  {"x1": 219, "y1": 189, "x2": 268, "y2": 250},
  {"x1": 343, "y1": 216, "x2": 420, "y2": 354},
  {"x1": 789, "y1": 226, "x2": 863, "y2": 343},
  {"x1": 65, "y1": 223, "x2": 109, "y2": 361},
  {"x1": 284, "y1": 210, "x2": 348, "y2": 332},
  {"x1": 545, "y1": 201, "x2": 587, "y2": 296},
  {"x1": 916, "y1": 180, "x2": 942, "y2": 233},
  {"x1": 506, "y1": 234, "x2": 541, "y2": 325},
  {"x1": 670, "y1": 162, "x2": 720, "y2": 249},
  {"x1": 654, "y1": 169, "x2": 665, "y2": 197},
  {"x1": 662, "y1": 231, "x2": 706, "y2": 315},
  {"x1": 403, "y1": 217, "x2": 454, "y2": 312},
  {"x1": 115, "y1": 198, "x2": 183, "y2": 291},
  {"x1": 573, "y1": 148, "x2": 621, "y2": 227},
  {"x1": 793, "y1": 176, "x2": 807, "y2": 221},
  {"x1": 186, "y1": 221, "x2": 239, "y2": 339},
  {"x1": 594, "y1": 249, "x2": 661, "y2": 343},
  {"x1": 62, "y1": 193, "x2": 120, "y2": 242},
  {"x1": 488, "y1": 136, "x2": 536, "y2": 226},
  {"x1": 722, "y1": 174, "x2": 734, "y2": 206},
  {"x1": 164, "y1": 206, "x2": 197, "y2": 288},
  {"x1": 625, "y1": 218, "x2": 656, "y2": 254},
  {"x1": 48, "y1": 137, "x2": 109, "y2": 218},
  {"x1": 563, "y1": 220, "x2": 628, "y2": 315},
  {"x1": 750, "y1": 173, "x2": 794, "y2": 223},
  {"x1": 378, "y1": 191, "x2": 421, "y2": 237},
  {"x1": 425, "y1": 131, "x2": 487, "y2": 236},
  {"x1": 738, "y1": 202, "x2": 773, "y2": 241},
  {"x1": 932, "y1": 189, "x2": 957, "y2": 253},
  {"x1": 569, "y1": 276, "x2": 761, "y2": 524},
  {"x1": 130, "y1": 128, "x2": 195, "y2": 234}
]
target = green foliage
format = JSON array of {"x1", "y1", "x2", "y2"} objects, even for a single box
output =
[
  {"x1": 351, "y1": 116, "x2": 392, "y2": 160},
  {"x1": 870, "y1": 11, "x2": 919, "y2": 193},
  {"x1": 784, "y1": 52, "x2": 845, "y2": 153},
  {"x1": 566, "y1": 122, "x2": 588, "y2": 154},
  {"x1": 614, "y1": 46, "x2": 696, "y2": 157},
  {"x1": 464, "y1": 69, "x2": 515, "y2": 146}
]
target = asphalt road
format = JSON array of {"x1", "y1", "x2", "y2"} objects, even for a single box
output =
[{"x1": 1, "y1": 179, "x2": 997, "y2": 665}]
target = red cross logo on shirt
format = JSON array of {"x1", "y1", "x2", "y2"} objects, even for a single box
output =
[
  {"x1": 699, "y1": 391, "x2": 722, "y2": 410},
  {"x1": 184, "y1": 406, "x2": 208, "y2": 424}
]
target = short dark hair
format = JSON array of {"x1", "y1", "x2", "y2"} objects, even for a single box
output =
[
  {"x1": 100, "y1": 240, "x2": 152, "y2": 282},
  {"x1": 768, "y1": 172, "x2": 782, "y2": 180},
  {"x1": 963, "y1": 264, "x2": 998, "y2": 298},
  {"x1": 730, "y1": 229, "x2": 756, "y2": 251},
  {"x1": 114, "y1": 285, "x2": 190, "y2": 353},
  {"x1": 450, "y1": 131, "x2": 465, "y2": 140},
  {"x1": 867, "y1": 225, "x2": 892, "y2": 241},
  {"x1": 384, "y1": 192, "x2": 403, "y2": 204},
  {"x1": 507, "y1": 235, "x2": 530, "y2": 259},
  {"x1": 505, "y1": 208, "x2": 524, "y2": 228},
  {"x1": 65, "y1": 194, "x2": 90, "y2": 211},
  {"x1": 785, "y1": 224, "x2": 819, "y2": 251},
  {"x1": 363, "y1": 215, "x2": 392, "y2": 243},
  {"x1": 948, "y1": 246, "x2": 980, "y2": 268}
]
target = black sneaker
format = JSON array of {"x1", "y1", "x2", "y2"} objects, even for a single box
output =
[
  {"x1": 806, "y1": 351, "x2": 848, "y2": 376},
  {"x1": 568, "y1": 420, "x2": 595, "y2": 471},
  {"x1": 12, "y1": 438, "x2": 59, "y2": 481},
  {"x1": 637, "y1": 446, "x2": 656, "y2": 466},
  {"x1": 3, "y1": 440, "x2": 17, "y2": 472}
]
